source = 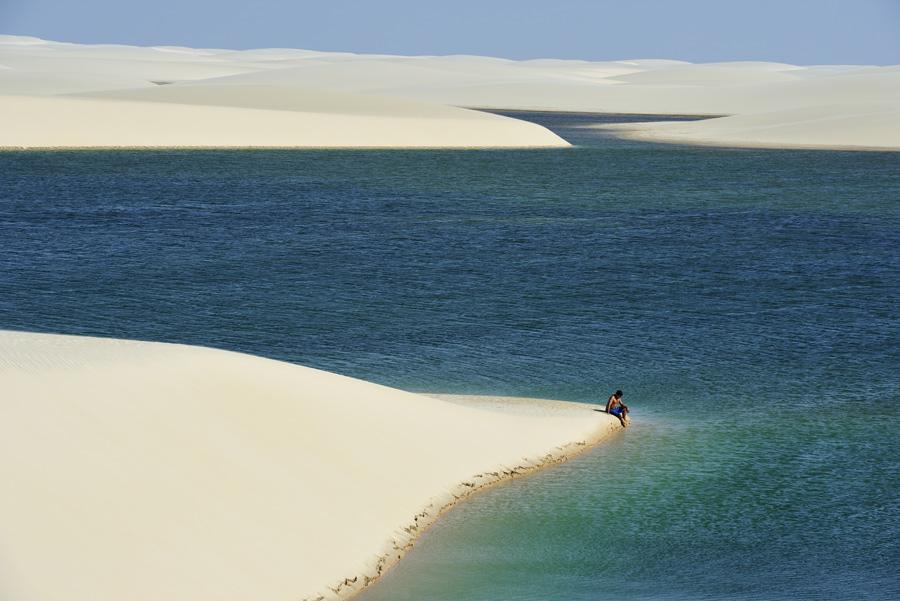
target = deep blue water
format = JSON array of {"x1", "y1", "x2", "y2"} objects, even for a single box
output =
[{"x1": 1, "y1": 112, "x2": 898, "y2": 600}]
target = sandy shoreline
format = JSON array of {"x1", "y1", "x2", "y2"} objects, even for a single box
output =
[
  {"x1": 590, "y1": 103, "x2": 900, "y2": 152},
  {"x1": 599, "y1": 132, "x2": 900, "y2": 153},
  {"x1": 332, "y1": 396, "x2": 620, "y2": 600},
  {"x1": 0, "y1": 93, "x2": 569, "y2": 149},
  {"x1": 0, "y1": 330, "x2": 620, "y2": 601}
]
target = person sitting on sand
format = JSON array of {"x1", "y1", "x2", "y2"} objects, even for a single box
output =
[{"x1": 606, "y1": 390, "x2": 629, "y2": 427}]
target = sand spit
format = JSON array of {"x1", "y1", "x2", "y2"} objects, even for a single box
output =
[
  {"x1": 0, "y1": 330, "x2": 620, "y2": 601},
  {"x1": 592, "y1": 102, "x2": 900, "y2": 151},
  {"x1": 0, "y1": 93, "x2": 568, "y2": 149},
  {"x1": 1, "y1": 35, "x2": 897, "y2": 149}
]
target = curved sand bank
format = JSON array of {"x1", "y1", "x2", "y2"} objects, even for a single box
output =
[
  {"x1": 0, "y1": 93, "x2": 568, "y2": 149},
  {"x1": 591, "y1": 102, "x2": 900, "y2": 151},
  {"x1": 0, "y1": 331, "x2": 619, "y2": 601}
]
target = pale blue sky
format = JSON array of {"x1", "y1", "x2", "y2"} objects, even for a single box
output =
[{"x1": 3, "y1": 0, "x2": 900, "y2": 64}]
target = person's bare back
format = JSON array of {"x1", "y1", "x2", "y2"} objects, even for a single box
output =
[{"x1": 606, "y1": 390, "x2": 629, "y2": 427}]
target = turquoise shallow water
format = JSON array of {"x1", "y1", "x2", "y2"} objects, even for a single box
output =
[{"x1": 1, "y1": 113, "x2": 898, "y2": 599}]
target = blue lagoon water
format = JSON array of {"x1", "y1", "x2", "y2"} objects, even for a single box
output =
[{"x1": 1, "y1": 113, "x2": 898, "y2": 600}]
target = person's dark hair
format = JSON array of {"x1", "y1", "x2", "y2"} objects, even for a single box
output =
[{"x1": 615, "y1": 390, "x2": 623, "y2": 398}]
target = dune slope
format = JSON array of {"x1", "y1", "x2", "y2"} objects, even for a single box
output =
[
  {"x1": 0, "y1": 331, "x2": 619, "y2": 601},
  {"x1": 0, "y1": 92, "x2": 568, "y2": 149},
  {"x1": 0, "y1": 36, "x2": 569, "y2": 148},
  {"x1": 594, "y1": 101, "x2": 900, "y2": 150}
]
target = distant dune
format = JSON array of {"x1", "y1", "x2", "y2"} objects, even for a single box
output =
[
  {"x1": 1, "y1": 35, "x2": 897, "y2": 149},
  {"x1": 0, "y1": 330, "x2": 620, "y2": 601},
  {"x1": 595, "y1": 102, "x2": 900, "y2": 151}
]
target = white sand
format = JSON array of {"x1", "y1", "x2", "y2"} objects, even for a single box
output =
[
  {"x1": 0, "y1": 36, "x2": 567, "y2": 148},
  {"x1": 594, "y1": 102, "x2": 900, "y2": 151},
  {"x1": 2, "y1": 35, "x2": 896, "y2": 149},
  {"x1": 0, "y1": 93, "x2": 567, "y2": 149},
  {"x1": 0, "y1": 330, "x2": 620, "y2": 601}
]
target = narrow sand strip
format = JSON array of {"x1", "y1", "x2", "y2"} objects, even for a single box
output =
[
  {"x1": 0, "y1": 94, "x2": 568, "y2": 149},
  {"x1": 591, "y1": 102, "x2": 900, "y2": 151},
  {"x1": 0, "y1": 331, "x2": 619, "y2": 601}
]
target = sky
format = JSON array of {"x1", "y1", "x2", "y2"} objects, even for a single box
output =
[{"x1": 2, "y1": 0, "x2": 900, "y2": 64}]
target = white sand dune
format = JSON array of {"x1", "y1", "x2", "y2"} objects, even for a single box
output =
[
  {"x1": 0, "y1": 33, "x2": 896, "y2": 149},
  {"x1": 0, "y1": 330, "x2": 620, "y2": 601},
  {"x1": 0, "y1": 36, "x2": 569, "y2": 148},
  {"x1": 372, "y1": 68, "x2": 900, "y2": 116},
  {"x1": 596, "y1": 102, "x2": 900, "y2": 150},
  {"x1": 608, "y1": 63, "x2": 803, "y2": 85},
  {"x1": 0, "y1": 70, "x2": 156, "y2": 95},
  {"x1": 75, "y1": 83, "x2": 502, "y2": 117},
  {"x1": 0, "y1": 92, "x2": 568, "y2": 148}
]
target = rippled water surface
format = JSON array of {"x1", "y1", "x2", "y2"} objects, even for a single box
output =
[{"x1": 1, "y1": 113, "x2": 898, "y2": 600}]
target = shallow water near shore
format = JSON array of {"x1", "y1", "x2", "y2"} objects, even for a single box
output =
[{"x1": 1, "y1": 113, "x2": 898, "y2": 600}]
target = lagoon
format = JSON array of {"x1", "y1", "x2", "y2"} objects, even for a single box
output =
[{"x1": 1, "y1": 113, "x2": 898, "y2": 600}]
